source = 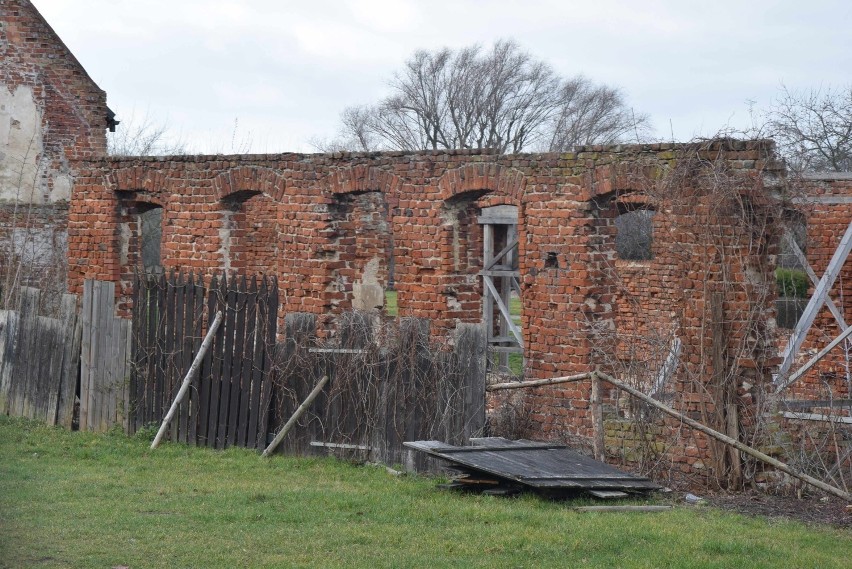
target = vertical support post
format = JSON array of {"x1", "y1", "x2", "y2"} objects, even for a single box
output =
[
  {"x1": 591, "y1": 372, "x2": 605, "y2": 462},
  {"x1": 482, "y1": 224, "x2": 494, "y2": 370}
]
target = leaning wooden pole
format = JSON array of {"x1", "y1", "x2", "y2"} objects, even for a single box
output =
[
  {"x1": 594, "y1": 371, "x2": 851, "y2": 501},
  {"x1": 151, "y1": 311, "x2": 223, "y2": 450},
  {"x1": 487, "y1": 372, "x2": 591, "y2": 392},
  {"x1": 262, "y1": 375, "x2": 329, "y2": 457}
]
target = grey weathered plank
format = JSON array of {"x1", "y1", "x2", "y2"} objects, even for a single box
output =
[{"x1": 57, "y1": 294, "x2": 81, "y2": 429}]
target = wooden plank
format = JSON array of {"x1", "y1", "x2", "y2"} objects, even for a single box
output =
[
  {"x1": 454, "y1": 323, "x2": 486, "y2": 443},
  {"x1": 189, "y1": 273, "x2": 204, "y2": 445},
  {"x1": 43, "y1": 310, "x2": 66, "y2": 425},
  {"x1": 16, "y1": 287, "x2": 40, "y2": 419},
  {"x1": 256, "y1": 277, "x2": 278, "y2": 449},
  {"x1": 591, "y1": 373, "x2": 604, "y2": 461},
  {"x1": 57, "y1": 294, "x2": 81, "y2": 429},
  {"x1": 153, "y1": 273, "x2": 167, "y2": 428},
  {"x1": 0, "y1": 310, "x2": 15, "y2": 414},
  {"x1": 142, "y1": 276, "x2": 157, "y2": 427},
  {"x1": 575, "y1": 506, "x2": 672, "y2": 513},
  {"x1": 275, "y1": 311, "x2": 316, "y2": 454},
  {"x1": 216, "y1": 274, "x2": 237, "y2": 449},
  {"x1": 483, "y1": 236, "x2": 519, "y2": 271},
  {"x1": 99, "y1": 281, "x2": 116, "y2": 431},
  {"x1": 483, "y1": 278, "x2": 522, "y2": 347},
  {"x1": 165, "y1": 271, "x2": 180, "y2": 442},
  {"x1": 241, "y1": 276, "x2": 259, "y2": 448},
  {"x1": 204, "y1": 275, "x2": 223, "y2": 448},
  {"x1": 177, "y1": 273, "x2": 191, "y2": 443},
  {"x1": 79, "y1": 280, "x2": 93, "y2": 431},
  {"x1": 226, "y1": 275, "x2": 248, "y2": 447}
]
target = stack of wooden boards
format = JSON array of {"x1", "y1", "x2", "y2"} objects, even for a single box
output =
[{"x1": 404, "y1": 437, "x2": 660, "y2": 498}]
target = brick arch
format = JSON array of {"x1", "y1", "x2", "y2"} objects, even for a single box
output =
[
  {"x1": 213, "y1": 166, "x2": 287, "y2": 202},
  {"x1": 437, "y1": 163, "x2": 526, "y2": 203},
  {"x1": 107, "y1": 165, "x2": 169, "y2": 195},
  {"x1": 326, "y1": 166, "x2": 403, "y2": 195}
]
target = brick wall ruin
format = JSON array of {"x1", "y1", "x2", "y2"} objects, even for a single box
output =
[
  {"x1": 68, "y1": 140, "x2": 798, "y2": 486},
  {"x1": 0, "y1": 0, "x2": 109, "y2": 308}
]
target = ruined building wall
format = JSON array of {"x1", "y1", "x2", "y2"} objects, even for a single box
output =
[
  {"x1": 68, "y1": 142, "x2": 783, "y2": 485},
  {"x1": 780, "y1": 175, "x2": 852, "y2": 402},
  {"x1": 0, "y1": 0, "x2": 109, "y2": 307}
]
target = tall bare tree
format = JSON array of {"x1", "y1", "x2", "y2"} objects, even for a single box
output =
[
  {"x1": 315, "y1": 40, "x2": 649, "y2": 154},
  {"x1": 766, "y1": 85, "x2": 852, "y2": 173}
]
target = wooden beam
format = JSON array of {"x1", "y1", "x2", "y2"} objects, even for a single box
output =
[
  {"x1": 262, "y1": 375, "x2": 329, "y2": 457},
  {"x1": 784, "y1": 233, "x2": 847, "y2": 331},
  {"x1": 595, "y1": 371, "x2": 851, "y2": 501},
  {"x1": 574, "y1": 505, "x2": 672, "y2": 513},
  {"x1": 483, "y1": 278, "x2": 522, "y2": 347},
  {"x1": 777, "y1": 220, "x2": 852, "y2": 381},
  {"x1": 776, "y1": 324, "x2": 852, "y2": 393},
  {"x1": 780, "y1": 411, "x2": 852, "y2": 424},
  {"x1": 487, "y1": 372, "x2": 591, "y2": 391},
  {"x1": 591, "y1": 374, "x2": 605, "y2": 461},
  {"x1": 151, "y1": 311, "x2": 223, "y2": 449},
  {"x1": 483, "y1": 237, "x2": 519, "y2": 271}
]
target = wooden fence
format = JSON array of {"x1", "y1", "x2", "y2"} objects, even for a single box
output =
[
  {"x1": 2, "y1": 272, "x2": 487, "y2": 471},
  {"x1": 275, "y1": 312, "x2": 486, "y2": 469},
  {"x1": 129, "y1": 270, "x2": 487, "y2": 468},
  {"x1": 129, "y1": 272, "x2": 279, "y2": 449},
  {"x1": 80, "y1": 280, "x2": 133, "y2": 431},
  {"x1": 0, "y1": 287, "x2": 81, "y2": 427}
]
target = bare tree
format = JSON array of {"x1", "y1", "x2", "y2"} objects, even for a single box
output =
[
  {"x1": 107, "y1": 112, "x2": 187, "y2": 156},
  {"x1": 317, "y1": 40, "x2": 650, "y2": 154},
  {"x1": 766, "y1": 85, "x2": 852, "y2": 173}
]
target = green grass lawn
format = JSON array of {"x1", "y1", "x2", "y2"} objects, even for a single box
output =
[{"x1": 1, "y1": 417, "x2": 849, "y2": 568}]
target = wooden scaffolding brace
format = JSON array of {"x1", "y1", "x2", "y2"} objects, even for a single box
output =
[
  {"x1": 479, "y1": 206, "x2": 522, "y2": 372},
  {"x1": 776, "y1": 219, "x2": 852, "y2": 392}
]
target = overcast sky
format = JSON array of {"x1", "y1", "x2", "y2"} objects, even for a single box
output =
[{"x1": 32, "y1": 0, "x2": 852, "y2": 154}]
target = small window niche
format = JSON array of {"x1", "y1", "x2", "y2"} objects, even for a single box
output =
[
  {"x1": 615, "y1": 206, "x2": 655, "y2": 261},
  {"x1": 139, "y1": 205, "x2": 163, "y2": 273}
]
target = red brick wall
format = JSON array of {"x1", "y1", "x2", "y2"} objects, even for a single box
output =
[
  {"x1": 0, "y1": 0, "x2": 108, "y2": 309},
  {"x1": 1, "y1": 0, "x2": 108, "y2": 174},
  {"x1": 68, "y1": 142, "x2": 783, "y2": 484},
  {"x1": 780, "y1": 175, "x2": 852, "y2": 402}
]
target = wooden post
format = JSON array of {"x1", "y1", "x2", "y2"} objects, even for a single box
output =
[
  {"x1": 591, "y1": 373, "x2": 605, "y2": 462},
  {"x1": 151, "y1": 311, "x2": 223, "y2": 449},
  {"x1": 486, "y1": 372, "x2": 591, "y2": 391},
  {"x1": 262, "y1": 375, "x2": 330, "y2": 457},
  {"x1": 595, "y1": 370, "x2": 851, "y2": 501}
]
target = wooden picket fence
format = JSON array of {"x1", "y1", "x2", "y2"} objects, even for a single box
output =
[
  {"x1": 129, "y1": 270, "x2": 487, "y2": 468},
  {"x1": 129, "y1": 271, "x2": 279, "y2": 449}
]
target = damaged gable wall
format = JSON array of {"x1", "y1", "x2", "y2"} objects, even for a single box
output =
[{"x1": 0, "y1": 0, "x2": 109, "y2": 306}]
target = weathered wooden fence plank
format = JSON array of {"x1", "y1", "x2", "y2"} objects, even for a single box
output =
[
  {"x1": 0, "y1": 287, "x2": 79, "y2": 427},
  {"x1": 56, "y1": 294, "x2": 82, "y2": 429}
]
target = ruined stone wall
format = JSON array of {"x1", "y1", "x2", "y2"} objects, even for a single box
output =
[
  {"x1": 68, "y1": 141, "x2": 781, "y2": 485},
  {"x1": 0, "y1": 0, "x2": 109, "y2": 306}
]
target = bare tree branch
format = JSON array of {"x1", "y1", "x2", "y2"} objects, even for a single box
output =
[
  {"x1": 323, "y1": 40, "x2": 650, "y2": 153},
  {"x1": 766, "y1": 85, "x2": 852, "y2": 173}
]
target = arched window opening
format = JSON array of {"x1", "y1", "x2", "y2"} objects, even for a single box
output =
[
  {"x1": 139, "y1": 206, "x2": 163, "y2": 272},
  {"x1": 615, "y1": 206, "x2": 655, "y2": 261}
]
